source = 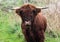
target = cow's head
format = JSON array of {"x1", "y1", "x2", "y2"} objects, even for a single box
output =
[
  {"x1": 15, "y1": 4, "x2": 41, "y2": 26},
  {"x1": 13, "y1": 4, "x2": 48, "y2": 26}
]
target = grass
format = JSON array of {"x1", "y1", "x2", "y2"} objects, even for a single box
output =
[
  {"x1": 0, "y1": 10, "x2": 60, "y2": 42},
  {"x1": 45, "y1": 37, "x2": 59, "y2": 42},
  {"x1": 0, "y1": 10, "x2": 25, "y2": 42}
]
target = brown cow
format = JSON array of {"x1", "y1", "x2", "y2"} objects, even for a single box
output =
[{"x1": 15, "y1": 4, "x2": 47, "y2": 42}]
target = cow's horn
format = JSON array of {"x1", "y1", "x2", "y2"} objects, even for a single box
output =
[
  {"x1": 37, "y1": 7, "x2": 48, "y2": 9},
  {"x1": 11, "y1": 7, "x2": 20, "y2": 10}
]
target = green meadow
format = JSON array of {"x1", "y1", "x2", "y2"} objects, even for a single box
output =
[
  {"x1": 0, "y1": 0, "x2": 60, "y2": 42},
  {"x1": 0, "y1": 10, "x2": 60, "y2": 42}
]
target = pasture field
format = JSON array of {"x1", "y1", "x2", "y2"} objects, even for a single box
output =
[
  {"x1": 0, "y1": 0, "x2": 60, "y2": 42},
  {"x1": 0, "y1": 10, "x2": 60, "y2": 42}
]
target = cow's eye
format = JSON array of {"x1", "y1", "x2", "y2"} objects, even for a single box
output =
[
  {"x1": 20, "y1": 10, "x2": 24, "y2": 14},
  {"x1": 32, "y1": 10, "x2": 36, "y2": 14}
]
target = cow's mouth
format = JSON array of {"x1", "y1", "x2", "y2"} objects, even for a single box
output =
[{"x1": 24, "y1": 21, "x2": 31, "y2": 29}]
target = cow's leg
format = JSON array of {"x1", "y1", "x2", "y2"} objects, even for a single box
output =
[
  {"x1": 38, "y1": 30, "x2": 45, "y2": 42},
  {"x1": 22, "y1": 29, "x2": 30, "y2": 42},
  {"x1": 22, "y1": 29, "x2": 36, "y2": 42},
  {"x1": 21, "y1": 24, "x2": 30, "y2": 42},
  {"x1": 34, "y1": 27, "x2": 45, "y2": 42}
]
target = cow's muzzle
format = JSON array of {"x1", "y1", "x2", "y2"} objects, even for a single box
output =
[{"x1": 25, "y1": 21, "x2": 31, "y2": 26}]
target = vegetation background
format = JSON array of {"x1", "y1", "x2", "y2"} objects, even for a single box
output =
[{"x1": 0, "y1": 0, "x2": 60, "y2": 42}]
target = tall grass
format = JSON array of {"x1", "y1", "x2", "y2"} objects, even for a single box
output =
[
  {"x1": 0, "y1": 10, "x2": 25, "y2": 42},
  {"x1": 0, "y1": 0, "x2": 60, "y2": 42},
  {"x1": 0, "y1": 10, "x2": 60, "y2": 42}
]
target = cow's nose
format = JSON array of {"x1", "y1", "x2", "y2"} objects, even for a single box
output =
[
  {"x1": 25, "y1": 18, "x2": 30, "y2": 21},
  {"x1": 25, "y1": 21, "x2": 31, "y2": 26}
]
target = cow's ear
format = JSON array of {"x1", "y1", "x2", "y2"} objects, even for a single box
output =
[
  {"x1": 33, "y1": 8, "x2": 41, "y2": 15},
  {"x1": 16, "y1": 9, "x2": 20, "y2": 14},
  {"x1": 36, "y1": 8, "x2": 41, "y2": 13},
  {"x1": 16, "y1": 9, "x2": 23, "y2": 16}
]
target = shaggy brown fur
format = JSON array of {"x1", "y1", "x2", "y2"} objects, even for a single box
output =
[{"x1": 16, "y1": 4, "x2": 47, "y2": 42}]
